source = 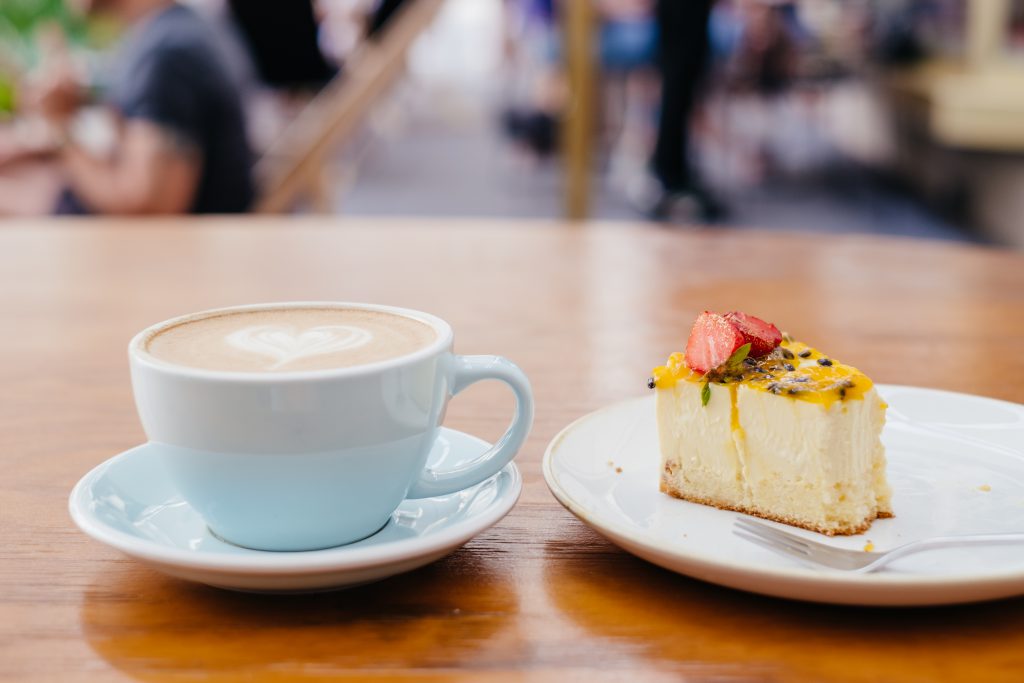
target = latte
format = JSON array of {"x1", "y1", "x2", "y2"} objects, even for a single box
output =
[{"x1": 145, "y1": 307, "x2": 437, "y2": 372}]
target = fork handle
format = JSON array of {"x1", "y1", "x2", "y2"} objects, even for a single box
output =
[{"x1": 871, "y1": 533, "x2": 1024, "y2": 571}]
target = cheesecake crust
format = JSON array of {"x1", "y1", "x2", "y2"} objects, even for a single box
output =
[{"x1": 660, "y1": 475, "x2": 888, "y2": 536}]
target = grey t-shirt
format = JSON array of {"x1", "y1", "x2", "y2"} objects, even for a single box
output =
[{"x1": 58, "y1": 4, "x2": 254, "y2": 214}]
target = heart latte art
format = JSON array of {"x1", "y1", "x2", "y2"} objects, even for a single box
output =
[
  {"x1": 226, "y1": 324, "x2": 373, "y2": 369},
  {"x1": 145, "y1": 307, "x2": 437, "y2": 372}
]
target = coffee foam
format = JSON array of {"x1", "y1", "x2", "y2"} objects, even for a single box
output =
[
  {"x1": 225, "y1": 324, "x2": 374, "y2": 369},
  {"x1": 145, "y1": 307, "x2": 437, "y2": 372}
]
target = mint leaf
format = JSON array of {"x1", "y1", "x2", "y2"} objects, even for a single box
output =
[
  {"x1": 726, "y1": 343, "x2": 751, "y2": 367},
  {"x1": 702, "y1": 343, "x2": 751, "y2": 407},
  {"x1": 718, "y1": 342, "x2": 751, "y2": 375}
]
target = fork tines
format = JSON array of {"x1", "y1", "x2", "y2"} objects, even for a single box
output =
[{"x1": 732, "y1": 517, "x2": 813, "y2": 559}]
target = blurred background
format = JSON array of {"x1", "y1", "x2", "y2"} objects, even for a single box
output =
[{"x1": 1, "y1": 0, "x2": 1023, "y2": 247}]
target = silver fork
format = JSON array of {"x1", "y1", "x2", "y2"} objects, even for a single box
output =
[{"x1": 733, "y1": 517, "x2": 1024, "y2": 573}]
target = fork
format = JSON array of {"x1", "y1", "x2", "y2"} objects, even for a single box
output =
[{"x1": 732, "y1": 517, "x2": 1024, "y2": 573}]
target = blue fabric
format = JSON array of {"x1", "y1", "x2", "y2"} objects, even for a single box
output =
[{"x1": 600, "y1": 19, "x2": 658, "y2": 70}]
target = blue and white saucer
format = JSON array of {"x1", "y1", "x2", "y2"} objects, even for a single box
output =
[{"x1": 69, "y1": 429, "x2": 521, "y2": 592}]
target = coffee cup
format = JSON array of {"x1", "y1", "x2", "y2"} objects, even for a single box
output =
[{"x1": 128, "y1": 302, "x2": 533, "y2": 551}]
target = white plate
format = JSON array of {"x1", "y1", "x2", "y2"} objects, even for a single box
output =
[
  {"x1": 70, "y1": 428, "x2": 521, "y2": 592},
  {"x1": 543, "y1": 385, "x2": 1024, "y2": 606}
]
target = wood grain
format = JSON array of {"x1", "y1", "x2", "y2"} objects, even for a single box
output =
[{"x1": 2, "y1": 218, "x2": 1024, "y2": 682}]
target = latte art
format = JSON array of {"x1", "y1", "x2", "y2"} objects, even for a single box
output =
[
  {"x1": 145, "y1": 307, "x2": 436, "y2": 372},
  {"x1": 226, "y1": 324, "x2": 373, "y2": 369}
]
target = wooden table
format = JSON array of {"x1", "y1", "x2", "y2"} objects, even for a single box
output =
[{"x1": 3, "y1": 218, "x2": 1024, "y2": 682}]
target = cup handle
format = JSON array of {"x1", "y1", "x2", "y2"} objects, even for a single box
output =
[{"x1": 407, "y1": 355, "x2": 534, "y2": 498}]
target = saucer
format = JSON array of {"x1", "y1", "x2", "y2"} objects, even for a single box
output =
[
  {"x1": 544, "y1": 386, "x2": 1024, "y2": 606},
  {"x1": 70, "y1": 428, "x2": 521, "y2": 592}
]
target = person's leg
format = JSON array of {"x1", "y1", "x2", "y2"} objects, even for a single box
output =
[{"x1": 651, "y1": 0, "x2": 720, "y2": 220}]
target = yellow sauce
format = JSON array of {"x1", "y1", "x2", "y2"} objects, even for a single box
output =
[
  {"x1": 728, "y1": 382, "x2": 746, "y2": 443},
  {"x1": 650, "y1": 340, "x2": 873, "y2": 408}
]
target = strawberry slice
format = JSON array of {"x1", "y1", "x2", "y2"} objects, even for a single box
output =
[
  {"x1": 684, "y1": 312, "x2": 746, "y2": 374},
  {"x1": 724, "y1": 311, "x2": 782, "y2": 357}
]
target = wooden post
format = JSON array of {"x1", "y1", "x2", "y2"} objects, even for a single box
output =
[{"x1": 563, "y1": 0, "x2": 595, "y2": 221}]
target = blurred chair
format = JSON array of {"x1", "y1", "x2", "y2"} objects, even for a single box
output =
[{"x1": 255, "y1": 0, "x2": 442, "y2": 213}]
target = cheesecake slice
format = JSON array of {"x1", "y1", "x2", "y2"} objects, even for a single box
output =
[{"x1": 650, "y1": 312, "x2": 892, "y2": 536}]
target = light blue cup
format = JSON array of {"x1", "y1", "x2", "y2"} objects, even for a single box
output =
[{"x1": 129, "y1": 302, "x2": 533, "y2": 551}]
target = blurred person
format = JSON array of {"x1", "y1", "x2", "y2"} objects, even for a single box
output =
[
  {"x1": 500, "y1": 0, "x2": 561, "y2": 160},
  {"x1": 7, "y1": 0, "x2": 254, "y2": 215},
  {"x1": 647, "y1": 0, "x2": 724, "y2": 222},
  {"x1": 597, "y1": 0, "x2": 659, "y2": 201},
  {"x1": 227, "y1": 0, "x2": 336, "y2": 91},
  {"x1": 501, "y1": 0, "x2": 658, "y2": 163},
  {"x1": 731, "y1": 0, "x2": 796, "y2": 97},
  {"x1": 697, "y1": 0, "x2": 802, "y2": 188}
]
